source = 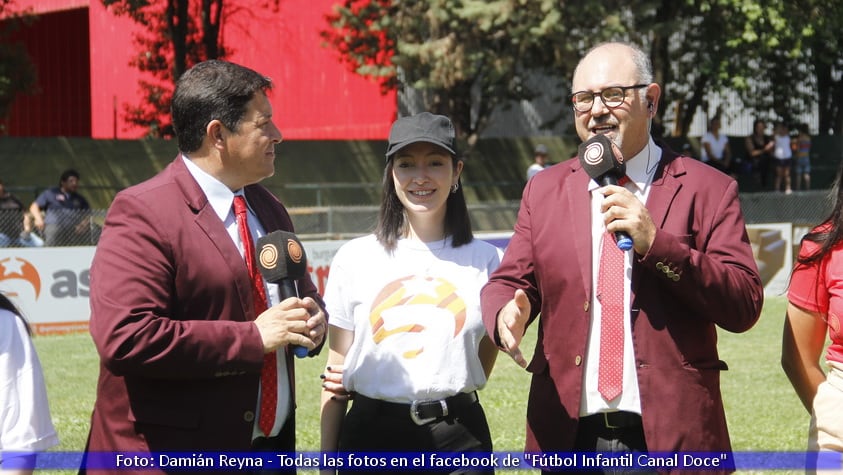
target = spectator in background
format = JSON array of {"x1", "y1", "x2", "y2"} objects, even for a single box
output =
[
  {"x1": 782, "y1": 158, "x2": 843, "y2": 464},
  {"x1": 773, "y1": 121, "x2": 794, "y2": 194},
  {"x1": 745, "y1": 119, "x2": 774, "y2": 190},
  {"x1": 19, "y1": 212, "x2": 44, "y2": 248},
  {"x1": 700, "y1": 116, "x2": 733, "y2": 176},
  {"x1": 0, "y1": 180, "x2": 27, "y2": 247},
  {"x1": 526, "y1": 144, "x2": 550, "y2": 181},
  {"x1": 29, "y1": 169, "x2": 91, "y2": 246},
  {"x1": 794, "y1": 123, "x2": 812, "y2": 191},
  {"x1": 0, "y1": 293, "x2": 59, "y2": 474}
]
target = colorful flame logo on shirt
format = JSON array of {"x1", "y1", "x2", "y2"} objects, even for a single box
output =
[{"x1": 369, "y1": 275, "x2": 466, "y2": 359}]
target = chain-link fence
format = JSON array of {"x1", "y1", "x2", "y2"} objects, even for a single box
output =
[
  {"x1": 288, "y1": 201, "x2": 523, "y2": 240},
  {"x1": 740, "y1": 190, "x2": 832, "y2": 227},
  {"x1": 0, "y1": 209, "x2": 106, "y2": 247},
  {"x1": 287, "y1": 190, "x2": 831, "y2": 240},
  {"x1": 0, "y1": 190, "x2": 829, "y2": 246}
]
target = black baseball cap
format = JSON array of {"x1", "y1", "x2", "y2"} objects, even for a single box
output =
[{"x1": 385, "y1": 112, "x2": 457, "y2": 160}]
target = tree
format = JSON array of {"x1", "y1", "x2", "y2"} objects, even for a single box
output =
[
  {"x1": 607, "y1": 0, "x2": 815, "y2": 137},
  {"x1": 102, "y1": 0, "x2": 227, "y2": 137},
  {"x1": 322, "y1": 0, "x2": 769, "y2": 140},
  {"x1": 802, "y1": 1, "x2": 843, "y2": 134},
  {"x1": 0, "y1": 0, "x2": 38, "y2": 135},
  {"x1": 324, "y1": 0, "x2": 843, "y2": 140},
  {"x1": 323, "y1": 0, "x2": 628, "y2": 149}
]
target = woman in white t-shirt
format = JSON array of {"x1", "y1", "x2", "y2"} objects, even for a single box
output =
[
  {"x1": 773, "y1": 121, "x2": 794, "y2": 194},
  {"x1": 0, "y1": 294, "x2": 59, "y2": 474},
  {"x1": 700, "y1": 117, "x2": 732, "y2": 175},
  {"x1": 320, "y1": 113, "x2": 501, "y2": 475}
]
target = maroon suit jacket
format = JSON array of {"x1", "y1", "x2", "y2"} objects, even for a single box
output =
[
  {"x1": 82, "y1": 157, "x2": 324, "y2": 467},
  {"x1": 481, "y1": 145, "x2": 763, "y2": 456}
]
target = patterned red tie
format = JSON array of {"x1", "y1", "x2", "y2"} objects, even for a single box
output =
[
  {"x1": 597, "y1": 230, "x2": 625, "y2": 401},
  {"x1": 233, "y1": 196, "x2": 277, "y2": 437}
]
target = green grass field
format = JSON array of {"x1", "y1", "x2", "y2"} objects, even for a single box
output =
[{"x1": 32, "y1": 295, "x2": 807, "y2": 473}]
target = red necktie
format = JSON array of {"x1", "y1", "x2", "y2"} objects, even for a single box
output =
[
  {"x1": 233, "y1": 196, "x2": 277, "y2": 436},
  {"x1": 597, "y1": 230, "x2": 625, "y2": 401}
]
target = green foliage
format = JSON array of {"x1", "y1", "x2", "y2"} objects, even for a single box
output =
[
  {"x1": 324, "y1": 0, "x2": 612, "y2": 148},
  {"x1": 323, "y1": 0, "x2": 843, "y2": 139}
]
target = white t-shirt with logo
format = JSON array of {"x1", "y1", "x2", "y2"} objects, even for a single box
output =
[{"x1": 324, "y1": 234, "x2": 502, "y2": 403}]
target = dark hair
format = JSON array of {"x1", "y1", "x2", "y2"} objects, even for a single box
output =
[
  {"x1": 60, "y1": 168, "x2": 80, "y2": 185},
  {"x1": 375, "y1": 155, "x2": 473, "y2": 252},
  {"x1": 0, "y1": 293, "x2": 30, "y2": 335},
  {"x1": 171, "y1": 60, "x2": 273, "y2": 154},
  {"x1": 798, "y1": 159, "x2": 843, "y2": 266}
]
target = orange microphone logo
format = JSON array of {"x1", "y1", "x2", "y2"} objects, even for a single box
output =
[
  {"x1": 259, "y1": 242, "x2": 278, "y2": 270},
  {"x1": 287, "y1": 239, "x2": 303, "y2": 264}
]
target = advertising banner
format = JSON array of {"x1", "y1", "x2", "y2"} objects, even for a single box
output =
[{"x1": 1, "y1": 229, "x2": 785, "y2": 335}]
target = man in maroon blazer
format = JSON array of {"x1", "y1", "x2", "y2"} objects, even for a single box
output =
[
  {"x1": 80, "y1": 60, "x2": 327, "y2": 474},
  {"x1": 481, "y1": 42, "x2": 763, "y2": 472}
]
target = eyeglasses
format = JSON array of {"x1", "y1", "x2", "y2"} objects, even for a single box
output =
[{"x1": 570, "y1": 84, "x2": 649, "y2": 112}]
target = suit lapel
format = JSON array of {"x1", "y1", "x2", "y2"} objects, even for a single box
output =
[
  {"x1": 631, "y1": 150, "x2": 684, "y2": 298},
  {"x1": 170, "y1": 157, "x2": 255, "y2": 321},
  {"x1": 244, "y1": 185, "x2": 285, "y2": 233},
  {"x1": 563, "y1": 161, "x2": 595, "y2": 297},
  {"x1": 645, "y1": 151, "x2": 684, "y2": 230}
]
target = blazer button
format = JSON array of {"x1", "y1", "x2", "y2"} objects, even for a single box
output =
[
  {"x1": 672, "y1": 273, "x2": 680, "y2": 282},
  {"x1": 656, "y1": 262, "x2": 664, "y2": 270},
  {"x1": 575, "y1": 355, "x2": 582, "y2": 366},
  {"x1": 243, "y1": 411, "x2": 255, "y2": 422},
  {"x1": 583, "y1": 301, "x2": 589, "y2": 312}
]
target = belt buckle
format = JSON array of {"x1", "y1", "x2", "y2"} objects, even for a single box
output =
[
  {"x1": 603, "y1": 412, "x2": 620, "y2": 429},
  {"x1": 410, "y1": 399, "x2": 447, "y2": 425}
]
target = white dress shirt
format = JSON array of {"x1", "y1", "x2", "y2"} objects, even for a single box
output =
[
  {"x1": 581, "y1": 138, "x2": 662, "y2": 416},
  {"x1": 181, "y1": 155, "x2": 291, "y2": 439}
]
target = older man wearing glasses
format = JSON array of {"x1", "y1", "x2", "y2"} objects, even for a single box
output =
[{"x1": 482, "y1": 42, "x2": 763, "y2": 472}]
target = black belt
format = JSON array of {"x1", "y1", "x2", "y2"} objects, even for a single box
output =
[
  {"x1": 353, "y1": 391, "x2": 479, "y2": 425},
  {"x1": 580, "y1": 411, "x2": 642, "y2": 430}
]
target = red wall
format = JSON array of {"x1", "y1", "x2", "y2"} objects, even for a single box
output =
[
  {"x1": 7, "y1": 0, "x2": 395, "y2": 139},
  {"x1": 5, "y1": 7, "x2": 92, "y2": 136}
]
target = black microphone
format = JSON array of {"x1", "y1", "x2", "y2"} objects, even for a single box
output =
[
  {"x1": 577, "y1": 135, "x2": 634, "y2": 251},
  {"x1": 256, "y1": 230, "x2": 310, "y2": 358}
]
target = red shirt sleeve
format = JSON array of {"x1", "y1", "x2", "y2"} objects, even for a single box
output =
[{"x1": 788, "y1": 236, "x2": 829, "y2": 314}]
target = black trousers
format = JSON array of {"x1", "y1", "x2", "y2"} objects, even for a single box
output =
[
  {"x1": 337, "y1": 394, "x2": 494, "y2": 474},
  {"x1": 542, "y1": 412, "x2": 655, "y2": 475},
  {"x1": 251, "y1": 416, "x2": 296, "y2": 475}
]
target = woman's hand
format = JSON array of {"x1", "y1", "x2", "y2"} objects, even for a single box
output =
[{"x1": 321, "y1": 365, "x2": 352, "y2": 401}]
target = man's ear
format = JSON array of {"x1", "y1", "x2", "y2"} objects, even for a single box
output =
[{"x1": 207, "y1": 120, "x2": 225, "y2": 147}]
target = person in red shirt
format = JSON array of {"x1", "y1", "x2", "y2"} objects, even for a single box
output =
[{"x1": 783, "y1": 158, "x2": 843, "y2": 459}]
